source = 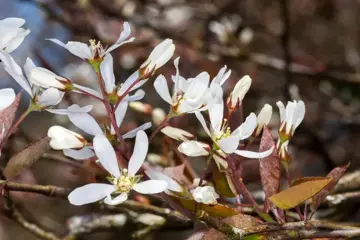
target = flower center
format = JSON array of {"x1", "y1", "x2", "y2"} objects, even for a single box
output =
[
  {"x1": 108, "y1": 169, "x2": 141, "y2": 193},
  {"x1": 89, "y1": 39, "x2": 104, "y2": 59}
]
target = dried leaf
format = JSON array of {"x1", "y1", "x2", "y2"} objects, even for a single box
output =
[
  {"x1": 292, "y1": 177, "x2": 329, "y2": 186},
  {"x1": 311, "y1": 163, "x2": 349, "y2": 210},
  {"x1": 164, "y1": 164, "x2": 186, "y2": 183},
  {"x1": 0, "y1": 92, "x2": 21, "y2": 143},
  {"x1": 259, "y1": 126, "x2": 280, "y2": 212},
  {"x1": 4, "y1": 136, "x2": 50, "y2": 178},
  {"x1": 176, "y1": 197, "x2": 239, "y2": 218},
  {"x1": 269, "y1": 178, "x2": 332, "y2": 210},
  {"x1": 213, "y1": 165, "x2": 236, "y2": 198},
  {"x1": 186, "y1": 231, "x2": 207, "y2": 240}
]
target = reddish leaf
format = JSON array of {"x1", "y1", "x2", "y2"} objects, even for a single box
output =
[
  {"x1": 4, "y1": 136, "x2": 50, "y2": 178},
  {"x1": 0, "y1": 92, "x2": 21, "y2": 143},
  {"x1": 311, "y1": 163, "x2": 349, "y2": 211},
  {"x1": 164, "y1": 164, "x2": 186, "y2": 183},
  {"x1": 259, "y1": 126, "x2": 280, "y2": 212},
  {"x1": 269, "y1": 178, "x2": 332, "y2": 210},
  {"x1": 185, "y1": 231, "x2": 207, "y2": 240}
]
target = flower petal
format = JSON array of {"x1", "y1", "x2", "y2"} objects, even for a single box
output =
[
  {"x1": 178, "y1": 141, "x2": 210, "y2": 157},
  {"x1": 154, "y1": 75, "x2": 172, "y2": 104},
  {"x1": 63, "y1": 147, "x2": 95, "y2": 160},
  {"x1": 232, "y1": 112, "x2": 257, "y2": 140},
  {"x1": 128, "y1": 130, "x2": 148, "y2": 176},
  {"x1": 72, "y1": 83, "x2": 103, "y2": 100},
  {"x1": 145, "y1": 169, "x2": 183, "y2": 192},
  {"x1": 160, "y1": 126, "x2": 193, "y2": 141},
  {"x1": 194, "y1": 111, "x2": 211, "y2": 137},
  {"x1": 100, "y1": 54, "x2": 116, "y2": 94},
  {"x1": 37, "y1": 88, "x2": 64, "y2": 107},
  {"x1": 235, "y1": 146, "x2": 274, "y2": 159},
  {"x1": 122, "y1": 122, "x2": 152, "y2": 139},
  {"x1": 68, "y1": 112, "x2": 103, "y2": 136},
  {"x1": 104, "y1": 192, "x2": 128, "y2": 205},
  {"x1": 133, "y1": 180, "x2": 168, "y2": 194},
  {"x1": 47, "y1": 104, "x2": 93, "y2": 115},
  {"x1": 276, "y1": 101, "x2": 285, "y2": 123},
  {"x1": 209, "y1": 101, "x2": 224, "y2": 133},
  {"x1": 117, "y1": 70, "x2": 140, "y2": 96},
  {"x1": 0, "y1": 88, "x2": 15, "y2": 110},
  {"x1": 93, "y1": 134, "x2": 121, "y2": 177},
  {"x1": 123, "y1": 89, "x2": 145, "y2": 102},
  {"x1": 68, "y1": 183, "x2": 115, "y2": 206},
  {"x1": 65, "y1": 41, "x2": 92, "y2": 60},
  {"x1": 217, "y1": 135, "x2": 240, "y2": 154}
]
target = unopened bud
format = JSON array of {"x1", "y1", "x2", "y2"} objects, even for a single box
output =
[
  {"x1": 178, "y1": 141, "x2": 210, "y2": 157},
  {"x1": 255, "y1": 104, "x2": 272, "y2": 136},
  {"x1": 152, "y1": 108, "x2": 166, "y2": 126},
  {"x1": 227, "y1": 75, "x2": 251, "y2": 110},
  {"x1": 129, "y1": 101, "x2": 152, "y2": 114},
  {"x1": 48, "y1": 126, "x2": 86, "y2": 150},
  {"x1": 30, "y1": 67, "x2": 71, "y2": 90}
]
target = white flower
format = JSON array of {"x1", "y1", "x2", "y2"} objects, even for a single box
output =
[
  {"x1": 195, "y1": 100, "x2": 274, "y2": 158},
  {"x1": 0, "y1": 18, "x2": 30, "y2": 54},
  {"x1": 48, "y1": 126, "x2": 86, "y2": 150},
  {"x1": 29, "y1": 67, "x2": 70, "y2": 90},
  {"x1": 178, "y1": 140, "x2": 210, "y2": 157},
  {"x1": 227, "y1": 75, "x2": 252, "y2": 110},
  {"x1": 154, "y1": 57, "x2": 210, "y2": 115},
  {"x1": 192, "y1": 186, "x2": 219, "y2": 205},
  {"x1": 276, "y1": 100, "x2": 305, "y2": 136},
  {"x1": 140, "y1": 39, "x2": 175, "y2": 77},
  {"x1": 145, "y1": 169, "x2": 183, "y2": 193},
  {"x1": 68, "y1": 131, "x2": 168, "y2": 206},
  {"x1": 161, "y1": 126, "x2": 194, "y2": 141},
  {"x1": 0, "y1": 56, "x2": 65, "y2": 108},
  {"x1": 255, "y1": 104, "x2": 272, "y2": 136},
  {"x1": 0, "y1": 88, "x2": 15, "y2": 110},
  {"x1": 48, "y1": 22, "x2": 134, "y2": 60}
]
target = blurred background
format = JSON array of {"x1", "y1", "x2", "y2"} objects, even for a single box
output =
[{"x1": 1, "y1": 0, "x2": 360, "y2": 239}]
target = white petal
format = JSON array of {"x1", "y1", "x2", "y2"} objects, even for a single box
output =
[
  {"x1": 0, "y1": 88, "x2": 15, "y2": 110},
  {"x1": 276, "y1": 101, "x2": 285, "y2": 123},
  {"x1": 123, "y1": 89, "x2": 145, "y2": 102},
  {"x1": 37, "y1": 88, "x2": 64, "y2": 107},
  {"x1": 0, "y1": 18, "x2": 25, "y2": 29},
  {"x1": 209, "y1": 101, "x2": 224, "y2": 132},
  {"x1": 133, "y1": 180, "x2": 168, "y2": 194},
  {"x1": 172, "y1": 57, "x2": 180, "y2": 98},
  {"x1": 0, "y1": 52, "x2": 32, "y2": 96},
  {"x1": 235, "y1": 146, "x2": 275, "y2": 159},
  {"x1": 122, "y1": 122, "x2": 152, "y2": 139},
  {"x1": 68, "y1": 183, "x2": 115, "y2": 206},
  {"x1": 213, "y1": 65, "x2": 231, "y2": 86},
  {"x1": 48, "y1": 126, "x2": 85, "y2": 150},
  {"x1": 229, "y1": 75, "x2": 252, "y2": 108},
  {"x1": 30, "y1": 67, "x2": 67, "y2": 89},
  {"x1": 217, "y1": 135, "x2": 240, "y2": 154},
  {"x1": 145, "y1": 169, "x2": 182, "y2": 192},
  {"x1": 93, "y1": 134, "x2": 121, "y2": 177},
  {"x1": 257, "y1": 104, "x2": 272, "y2": 127},
  {"x1": 65, "y1": 41, "x2": 92, "y2": 60},
  {"x1": 68, "y1": 112, "x2": 103, "y2": 136},
  {"x1": 128, "y1": 131, "x2": 148, "y2": 176},
  {"x1": 63, "y1": 147, "x2": 95, "y2": 160},
  {"x1": 104, "y1": 22, "x2": 134, "y2": 54},
  {"x1": 117, "y1": 70, "x2": 140, "y2": 96},
  {"x1": 178, "y1": 141, "x2": 210, "y2": 157},
  {"x1": 24, "y1": 57, "x2": 36, "y2": 80},
  {"x1": 47, "y1": 104, "x2": 93, "y2": 115},
  {"x1": 72, "y1": 83, "x2": 103, "y2": 100},
  {"x1": 114, "y1": 101, "x2": 128, "y2": 128},
  {"x1": 293, "y1": 101, "x2": 305, "y2": 131},
  {"x1": 104, "y1": 192, "x2": 128, "y2": 205},
  {"x1": 194, "y1": 111, "x2": 211, "y2": 137},
  {"x1": 232, "y1": 112, "x2": 257, "y2": 139},
  {"x1": 154, "y1": 75, "x2": 172, "y2": 104},
  {"x1": 100, "y1": 54, "x2": 116, "y2": 94},
  {"x1": 183, "y1": 72, "x2": 209, "y2": 104},
  {"x1": 160, "y1": 126, "x2": 193, "y2": 141},
  {"x1": 3, "y1": 28, "x2": 30, "y2": 53}
]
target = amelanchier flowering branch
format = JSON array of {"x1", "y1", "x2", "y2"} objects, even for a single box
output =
[{"x1": 0, "y1": 16, "x2": 358, "y2": 240}]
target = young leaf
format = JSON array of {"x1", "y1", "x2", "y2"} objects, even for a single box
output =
[
  {"x1": 0, "y1": 92, "x2": 21, "y2": 143},
  {"x1": 311, "y1": 163, "x2": 349, "y2": 211},
  {"x1": 213, "y1": 164, "x2": 236, "y2": 198},
  {"x1": 258, "y1": 126, "x2": 280, "y2": 212},
  {"x1": 4, "y1": 136, "x2": 50, "y2": 178},
  {"x1": 269, "y1": 178, "x2": 332, "y2": 210}
]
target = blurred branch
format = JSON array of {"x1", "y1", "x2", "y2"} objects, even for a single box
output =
[{"x1": 334, "y1": 170, "x2": 360, "y2": 193}]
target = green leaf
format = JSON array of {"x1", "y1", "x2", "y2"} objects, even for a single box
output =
[
  {"x1": 4, "y1": 136, "x2": 50, "y2": 178},
  {"x1": 269, "y1": 178, "x2": 332, "y2": 210},
  {"x1": 213, "y1": 164, "x2": 236, "y2": 198}
]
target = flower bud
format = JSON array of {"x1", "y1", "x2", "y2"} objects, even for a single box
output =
[
  {"x1": 192, "y1": 186, "x2": 219, "y2": 205},
  {"x1": 129, "y1": 101, "x2": 152, "y2": 114},
  {"x1": 140, "y1": 39, "x2": 175, "y2": 77},
  {"x1": 152, "y1": 108, "x2": 166, "y2": 126},
  {"x1": 48, "y1": 126, "x2": 86, "y2": 150},
  {"x1": 178, "y1": 141, "x2": 210, "y2": 157},
  {"x1": 30, "y1": 67, "x2": 71, "y2": 90},
  {"x1": 255, "y1": 104, "x2": 272, "y2": 136},
  {"x1": 161, "y1": 126, "x2": 194, "y2": 141},
  {"x1": 277, "y1": 140, "x2": 291, "y2": 166},
  {"x1": 227, "y1": 75, "x2": 251, "y2": 110},
  {"x1": 277, "y1": 100, "x2": 305, "y2": 138}
]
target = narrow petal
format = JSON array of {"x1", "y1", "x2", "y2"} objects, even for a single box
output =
[
  {"x1": 68, "y1": 183, "x2": 115, "y2": 206},
  {"x1": 128, "y1": 131, "x2": 148, "y2": 176},
  {"x1": 145, "y1": 169, "x2": 182, "y2": 192},
  {"x1": 37, "y1": 88, "x2": 64, "y2": 107},
  {"x1": 160, "y1": 126, "x2": 193, "y2": 141},
  {"x1": 68, "y1": 112, "x2": 103, "y2": 136},
  {"x1": 293, "y1": 101, "x2": 305, "y2": 131},
  {"x1": 93, "y1": 134, "x2": 121, "y2": 177},
  {"x1": 232, "y1": 113, "x2": 257, "y2": 140},
  {"x1": 276, "y1": 101, "x2": 285, "y2": 123},
  {"x1": 154, "y1": 75, "x2": 172, "y2": 104},
  {"x1": 178, "y1": 141, "x2": 210, "y2": 157},
  {"x1": 100, "y1": 54, "x2": 116, "y2": 94},
  {"x1": 194, "y1": 111, "x2": 211, "y2": 137},
  {"x1": 123, "y1": 89, "x2": 145, "y2": 102},
  {"x1": 63, "y1": 147, "x2": 95, "y2": 160},
  {"x1": 172, "y1": 57, "x2": 180, "y2": 98},
  {"x1": 104, "y1": 192, "x2": 128, "y2": 205},
  {"x1": 235, "y1": 146, "x2": 275, "y2": 159},
  {"x1": 0, "y1": 88, "x2": 15, "y2": 110},
  {"x1": 0, "y1": 18, "x2": 25, "y2": 29},
  {"x1": 72, "y1": 83, "x2": 103, "y2": 100},
  {"x1": 209, "y1": 102, "x2": 224, "y2": 133},
  {"x1": 24, "y1": 57, "x2": 36, "y2": 80},
  {"x1": 122, "y1": 122, "x2": 152, "y2": 139},
  {"x1": 117, "y1": 70, "x2": 139, "y2": 96},
  {"x1": 3, "y1": 28, "x2": 30, "y2": 53},
  {"x1": 133, "y1": 180, "x2": 168, "y2": 194},
  {"x1": 217, "y1": 135, "x2": 240, "y2": 154},
  {"x1": 46, "y1": 104, "x2": 93, "y2": 115},
  {"x1": 65, "y1": 41, "x2": 92, "y2": 60}
]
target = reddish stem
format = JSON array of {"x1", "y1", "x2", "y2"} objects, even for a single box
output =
[
  {"x1": 115, "y1": 76, "x2": 142, "y2": 109},
  {"x1": 73, "y1": 86, "x2": 104, "y2": 102}
]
